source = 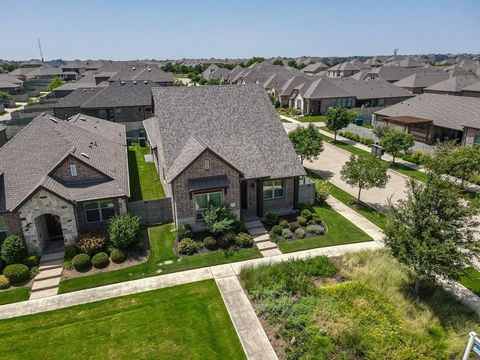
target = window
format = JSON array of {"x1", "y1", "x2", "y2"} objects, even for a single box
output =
[
  {"x1": 296, "y1": 99, "x2": 302, "y2": 110},
  {"x1": 204, "y1": 160, "x2": 210, "y2": 171},
  {"x1": 474, "y1": 134, "x2": 480, "y2": 146},
  {"x1": 70, "y1": 164, "x2": 77, "y2": 177},
  {"x1": 84, "y1": 200, "x2": 115, "y2": 223},
  {"x1": 263, "y1": 179, "x2": 284, "y2": 200},
  {"x1": 0, "y1": 216, "x2": 6, "y2": 243},
  {"x1": 194, "y1": 192, "x2": 222, "y2": 220}
]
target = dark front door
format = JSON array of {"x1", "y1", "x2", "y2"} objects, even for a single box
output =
[
  {"x1": 45, "y1": 214, "x2": 62, "y2": 239},
  {"x1": 241, "y1": 181, "x2": 248, "y2": 211}
]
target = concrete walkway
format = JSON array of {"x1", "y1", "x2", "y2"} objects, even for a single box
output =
[
  {"x1": 245, "y1": 219, "x2": 281, "y2": 257},
  {"x1": 213, "y1": 264, "x2": 278, "y2": 359},
  {"x1": 30, "y1": 252, "x2": 63, "y2": 300}
]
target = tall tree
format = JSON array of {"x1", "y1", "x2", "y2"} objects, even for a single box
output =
[
  {"x1": 340, "y1": 154, "x2": 390, "y2": 202},
  {"x1": 384, "y1": 176, "x2": 480, "y2": 296},
  {"x1": 379, "y1": 129, "x2": 414, "y2": 164},
  {"x1": 272, "y1": 59, "x2": 284, "y2": 66},
  {"x1": 326, "y1": 107, "x2": 357, "y2": 142},
  {"x1": 288, "y1": 124, "x2": 324, "y2": 165},
  {"x1": 48, "y1": 77, "x2": 64, "y2": 92},
  {"x1": 447, "y1": 146, "x2": 480, "y2": 187}
]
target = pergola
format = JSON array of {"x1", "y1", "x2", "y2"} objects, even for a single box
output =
[{"x1": 383, "y1": 116, "x2": 433, "y2": 142}]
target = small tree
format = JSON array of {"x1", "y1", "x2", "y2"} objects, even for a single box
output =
[
  {"x1": 448, "y1": 146, "x2": 480, "y2": 187},
  {"x1": 0, "y1": 235, "x2": 26, "y2": 265},
  {"x1": 48, "y1": 77, "x2": 64, "y2": 92},
  {"x1": 0, "y1": 91, "x2": 10, "y2": 101},
  {"x1": 384, "y1": 176, "x2": 480, "y2": 296},
  {"x1": 272, "y1": 59, "x2": 284, "y2": 66},
  {"x1": 108, "y1": 213, "x2": 141, "y2": 249},
  {"x1": 379, "y1": 129, "x2": 414, "y2": 164},
  {"x1": 203, "y1": 203, "x2": 234, "y2": 235},
  {"x1": 340, "y1": 154, "x2": 390, "y2": 202},
  {"x1": 288, "y1": 124, "x2": 324, "y2": 165},
  {"x1": 325, "y1": 107, "x2": 357, "y2": 142}
]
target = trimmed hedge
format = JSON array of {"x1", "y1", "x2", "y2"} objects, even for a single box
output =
[
  {"x1": 203, "y1": 236, "x2": 217, "y2": 250},
  {"x1": 0, "y1": 235, "x2": 27, "y2": 265},
  {"x1": 92, "y1": 252, "x2": 109, "y2": 269},
  {"x1": 64, "y1": 245, "x2": 77, "y2": 260},
  {"x1": 0, "y1": 274, "x2": 10, "y2": 289},
  {"x1": 3, "y1": 264, "x2": 30, "y2": 284},
  {"x1": 72, "y1": 254, "x2": 91, "y2": 271},
  {"x1": 23, "y1": 255, "x2": 39, "y2": 268},
  {"x1": 111, "y1": 249, "x2": 127, "y2": 264},
  {"x1": 177, "y1": 238, "x2": 197, "y2": 255}
]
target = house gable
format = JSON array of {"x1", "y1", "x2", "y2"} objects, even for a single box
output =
[{"x1": 50, "y1": 155, "x2": 110, "y2": 185}]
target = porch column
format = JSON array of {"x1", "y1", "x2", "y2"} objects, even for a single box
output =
[
  {"x1": 293, "y1": 177, "x2": 300, "y2": 210},
  {"x1": 256, "y1": 179, "x2": 264, "y2": 218}
]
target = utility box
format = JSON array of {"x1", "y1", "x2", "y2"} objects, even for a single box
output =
[{"x1": 371, "y1": 144, "x2": 384, "y2": 157}]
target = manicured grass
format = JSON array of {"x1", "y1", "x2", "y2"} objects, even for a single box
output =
[
  {"x1": 307, "y1": 169, "x2": 387, "y2": 229},
  {"x1": 58, "y1": 224, "x2": 262, "y2": 293},
  {"x1": 241, "y1": 250, "x2": 478, "y2": 359},
  {"x1": 0, "y1": 280, "x2": 245, "y2": 360},
  {"x1": 278, "y1": 204, "x2": 372, "y2": 253},
  {"x1": 297, "y1": 115, "x2": 327, "y2": 123},
  {"x1": 128, "y1": 144, "x2": 165, "y2": 201},
  {"x1": 459, "y1": 267, "x2": 480, "y2": 296},
  {"x1": 280, "y1": 118, "x2": 291, "y2": 123},
  {"x1": 0, "y1": 287, "x2": 30, "y2": 305},
  {"x1": 391, "y1": 162, "x2": 429, "y2": 182}
]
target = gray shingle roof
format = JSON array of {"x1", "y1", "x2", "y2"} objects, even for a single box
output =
[
  {"x1": 303, "y1": 78, "x2": 353, "y2": 99},
  {"x1": 54, "y1": 87, "x2": 103, "y2": 108},
  {"x1": 463, "y1": 81, "x2": 480, "y2": 92},
  {"x1": 328, "y1": 62, "x2": 360, "y2": 72},
  {"x1": 81, "y1": 81, "x2": 154, "y2": 108},
  {"x1": 393, "y1": 73, "x2": 450, "y2": 88},
  {"x1": 334, "y1": 78, "x2": 414, "y2": 100},
  {"x1": 0, "y1": 113, "x2": 128, "y2": 212},
  {"x1": 425, "y1": 76, "x2": 480, "y2": 93},
  {"x1": 68, "y1": 114, "x2": 126, "y2": 145},
  {"x1": 375, "y1": 93, "x2": 480, "y2": 131},
  {"x1": 144, "y1": 85, "x2": 305, "y2": 182}
]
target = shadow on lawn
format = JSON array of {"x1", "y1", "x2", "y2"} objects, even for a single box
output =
[{"x1": 127, "y1": 148, "x2": 142, "y2": 201}]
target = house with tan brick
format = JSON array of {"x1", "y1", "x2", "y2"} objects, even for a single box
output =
[
  {"x1": 143, "y1": 85, "x2": 305, "y2": 230},
  {"x1": 0, "y1": 113, "x2": 129, "y2": 254}
]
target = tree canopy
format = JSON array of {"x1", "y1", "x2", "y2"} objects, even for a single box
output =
[
  {"x1": 379, "y1": 128, "x2": 414, "y2": 163},
  {"x1": 340, "y1": 154, "x2": 390, "y2": 201},
  {"x1": 48, "y1": 77, "x2": 64, "y2": 92},
  {"x1": 272, "y1": 59, "x2": 284, "y2": 66},
  {"x1": 326, "y1": 107, "x2": 358, "y2": 142},
  {"x1": 288, "y1": 124, "x2": 324, "y2": 165}
]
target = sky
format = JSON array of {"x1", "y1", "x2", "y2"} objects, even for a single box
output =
[{"x1": 2, "y1": 0, "x2": 479, "y2": 60}]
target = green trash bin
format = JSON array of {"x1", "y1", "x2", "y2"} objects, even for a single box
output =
[{"x1": 355, "y1": 118, "x2": 364, "y2": 126}]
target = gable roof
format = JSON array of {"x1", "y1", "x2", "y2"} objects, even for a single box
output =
[
  {"x1": 393, "y1": 72, "x2": 450, "y2": 89},
  {"x1": 54, "y1": 87, "x2": 103, "y2": 108},
  {"x1": 334, "y1": 78, "x2": 414, "y2": 100},
  {"x1": 145, "y1": 85, "x2": 305, "y2": 182},
  {"x1": 425, "y1": 75, "x2": 480, "y2": 93},
  {"x1": 303, "y1": 78, "x2": 353, "y2": 99},
  {"x1": 68, "y1": 114, "x2": 126, "y2": 145},
  {"x1": 328, "y1": 61, "x2": 360, "y2": 72},
  {"x1": 0, "y1": 114, "x2": 128, "y2": 212},
  {"x1": 302, "y1": 62, "x2": 328, "y2": 73}
]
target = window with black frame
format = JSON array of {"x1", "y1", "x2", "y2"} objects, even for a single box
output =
[{"x1": 84, "y1": 200, "x2": 115, "y2": 223}]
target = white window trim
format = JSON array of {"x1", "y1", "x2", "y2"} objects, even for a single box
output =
[
  {"x1": 263, "y1": 179, "x2": 284, "y2": 200},
  {"x1": 70, "y1": 164, "x2": 78, "y2": 177}
]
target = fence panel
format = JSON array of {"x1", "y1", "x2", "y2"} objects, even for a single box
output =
[{"x1": 128, "y1": 198, "x2": 173, "y2": 226}]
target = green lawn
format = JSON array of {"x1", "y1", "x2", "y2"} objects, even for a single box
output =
[
  {"x1": 459, "y1": 268, "x2": 480, "y2": 296},
  {"x1": 298, "y1": 115, "x2": 327, "y2": 123},
  {"x1": 0, "y1": 287, "x2": 30, "y2": 306},
  {"x1": 0, "y1": 280, "x2": 245, "y2": 360},
  {"x1": 278, "y1": 204, "x2": 372, "y2": 253},
  {"x1": 280, "y1": 118, "x2": 291, "y2": 123},
  {"x1": 58, "y1": 224, "x2": 262, "y2": 294},
  {"x1": 128, "y1": 144, "x2": 165, "y2": 201}
]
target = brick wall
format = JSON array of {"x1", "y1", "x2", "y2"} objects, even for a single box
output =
[
  {"x1": 75, "y1": 197, "x2": 126, "y2": 234},
  {"x1": 172, "y1": 150, "x2": 241, "y2": 230},
  {"x1": 52, "y1": 156, "x2": 108, "y2": 182},
  {"x1": 263, "y1": 177, "x2": 295, "y2": 214}
]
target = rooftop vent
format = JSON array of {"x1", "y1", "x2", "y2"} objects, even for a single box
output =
[
  {"x1": 132, "y1": 67, "x2": 136, "y2": 70},
  {"x1": 120, "y1": 81, "x2": 125, "y2": 85},
  {"x1": 79, "y1": 117, "x2": 86, "y2": 121},
  {"x1": 49, "y1": 117, "x2": 58, "y2": 123},
  {"x1": 133, "y1": 80, "x2": 137, "y2": 84},
  {"x1": 144, "y1": 80, "x2": 148, "y2": 84},
  {"x1": 83, "y1": 88, "x2": 87, "y2": 91},
  {"x1": 81, "y1": 152, "x2": 90, "y2": 159},
  {"x1": 147, "y1": 68, "x2": 151, "y2": 72}
]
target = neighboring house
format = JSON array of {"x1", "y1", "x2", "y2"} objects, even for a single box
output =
[
  {"x1": 108, "y1": 66, "x2": 173, "y2": 86},
  {"x1": 365, "y1": 66, "x2": 419, "y2": 83},
  {"x1": 61, "y1": 60, "x2": 104, "y2": 74},
  {"x1": 327, "y1": 62, "x2": 360, "y2": 78},
  {"x1": 423, "y1": 75, "x2": 480, "y2": 96},
  {"x1": 143, "y1": 85, "x2": 305, "y2": 230},
  {"x1": 53, "y1": 81, "x2": 106, "y2": 98},
  {"x1": 374, "y1": 93, "x2": 480, "y2": 145},
  {"x1": 0, "y1": 125, "x2": 7, "y2": 148},
  {"x1": 393, "y1": 73, "x2": 450, "y2": 94},
  {"x1": 302, "y1": 62, "x2": 329, "y2": 75},
  {"x1": 0, "y1": 113, "x2": 129, "y2": 254},
  {"x1": 462, "y1": 81, "x2": 480, "y2": 98}
]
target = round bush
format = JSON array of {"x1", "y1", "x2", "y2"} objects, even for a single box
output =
[
  {"x1": 235, "y1": 233, "x2": 253, "y2": 248},
  {"x1": 0, "y1": 275, "x2": 10, "y2": 289},
  {"x1": 270, "y1": 233, "x2": 280, "y2": 243},
  {"x1": 92, "y1": 252, "x2": 109, "y2": 269},
  {"x1": 282, "y1": 228, "x2": 293, "y2": 239},
  {"x1": 110, "y1": 249, "x2": 127, "y2": 263},
  {"x1": 23, "y1": 255, "x2": 39, "y2": 268},
  {"x1": 232, "y1": 220, "x2": 247, "y2": 234},
  {"x1": 75, "y1": 233, "x2": 107, "y2": 256},
  {"x1": 105, "y1": 242, "x2": 116, "y2": 255},
  {"x1": 306, "y1": 224, "x2": 325, "y2": 235},
  {"x1": 297, "y1": 216, "x2": 307, "y2": 226},
  {"x1": 279, "y1": 219, "x2": 289, "y2": 228},
  {"x1": 312, "y1": 214, "x2": 322, "y2": 223},
  {"x1": 177, "y1": 238, "x2": 197, "y2": 255},
  {"x1": 72, "y1": 254, "x2": 91, "y2": 271},
  {"x1": 64, "y1": 245, "x2": 77, "y2": 260},
  {"x1": 218, "y1": 231, "x2": 236, "y2": 249},
  {"x1": 109, "y1": 213, "x2": 141, "y2": 249},
  {"x1": 264, "y1": 213, "x2": 279, "y2": 227},
  {"x1": 176, "y1": 224, "x2": 193, "y2": 240},
  {"x1": 203, "y1": 236, "x2": 217, "y2": 250},
  {"x1": 295, "y1": 228, "x2": 306, "y2": 239},
  {"x1": 1, "y1": 235, "x2": 27, "y2": 265},
  {"x1": 307, "y1": 220, "x2": 317, "y2": 226},
  {"x1": 300, "y1": 209, "x2": 312, "y2": 220},
  {"x1": 289, "y1": 222, "x2": 300, "y2": 232},
  {"x1": 271, "y1": 225, "x2": 283, "y2": 236},
  {"x1": 3, "y1": 264, "x2": 30, "y2": 284}
]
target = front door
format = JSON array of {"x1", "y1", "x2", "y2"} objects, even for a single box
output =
[{"x1": 45, "y1": 214, "x2": 62, "y2": 239}]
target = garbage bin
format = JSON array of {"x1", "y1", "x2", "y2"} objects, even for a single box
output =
[
  {"x1": 139, "y1": 137, "x2": 146, "y2": 147},
  {"x1": 355, "y1": 117, "x2": 364, "y2": 126},
  {"x1": 126, "y1": 138, "x2": 132, "y2": 146}
]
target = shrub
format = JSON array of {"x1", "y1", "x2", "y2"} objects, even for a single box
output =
[
  {"x1": 176, "y1": 224, "x2": 193, "y2": 240},
  {"x1": 271, "y1": 225, "x2": 283, "y2": 236},
  {"x1": 0, "y1": 274, "x2": 10, "y2": 289},
  {"x1": 232, "y1": 220, "x2": 247, "y2": 234},
  {"x1": 64, "y1": 245, "x2": 77, "y2": 260},
  {"x1": 23, "y1": 255, "x2": 39, "y2": 268},
  {"x1": 30, "y1": 266, "x2": 39, "y2": 278},
  {"x1": 279, "y1": 218, "x2": 289, "y2": 228},
  {"x1": 111, "y1": 249, "x2": 127, "y2": 263},
  {"x1": 264, "y1": 213, "x2": 279, "y2": 227},
  {"x1": 295, "y1": 228, "x2": 306, "y2": 239},
  {"x1": 307, "y1": 219, "x2": 317, "y2": 226},
  {"x1": 75, "y1": 233, "x2": 107, "y2": 256},
  {"x1": 92, "y1": 252, "x2": 109, "y2": 269},
  {"x1": 1, "y1": 235, "x2": 27, "y2": 265},
  {"x1": 203, "y1": 203, "x2": 234, "y2": 235},
  {"x1": 289, "y1": 222, "x2": 300, "y2": 232},
  {"x1": 270, "y1": 233, "x2": 280, "y2": 243},
  {"x1": 177, "y1": 238, "x2": 197, "y2": 255},
  {"x1": 0, "y1": 259, "x2": 4, "y2": 273},
  {"x1": 203, "y1": 236, "x2": 217, "y2": 250},
  {"x1": 72, "y1": 254, "x2": 91, "y2": 271},
  {"x1": 297, "y1": 216, "x2": 307, "y2": 226},
  {"x1": 282, "y1": 228, "x2": 293, "y2": 239},
  {"x1": 314, "y1": 179, "x2": 332, "y2": 204},
  {"x1": 3, "y1": 264, "x2": 30, "y2": 283},
  {"x1": 306, "y1": 224, "x2": 325, "y2": 235},
  {"x1": 109, "y1": 213, "x2": 141, "y2": 249},
  {"x1": 312, "y1": 214, "x2": 322, "y2": 223},
  {"x1": 218, "y1": 231, "x2": 236, "y2": 249},
  {"x1": 63, "y1": 260, "x2": 73, "y2": 270},
  {"x1": 301, "y1": 209, "x2": 312, "y2": 219},
  {"x1": 235, "y1": 233, "x2": 253, "y2": 248}
]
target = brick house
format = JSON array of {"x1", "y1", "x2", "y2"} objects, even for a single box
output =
[
  {"x1": 0, "y1": 113, "x2": 129, "y2": 254},
  {"x1": 143, "y1": 85, "x2": 305, "y2": 230}
]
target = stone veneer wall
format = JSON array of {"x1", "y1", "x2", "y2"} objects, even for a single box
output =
[
  {"x1": 463, "y1": 127, "x2": 480, "y2": 147},
  {"x1": 18, "y1": 189, "x2": 78, "y2": 253}
]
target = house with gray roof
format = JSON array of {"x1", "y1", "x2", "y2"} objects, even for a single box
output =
[
  {"x1": 0, "y1": 113, "x2": 129, "y2": 253},
  {"x1": 374, "y1": 93, "x2": 480, "y2": 145},
  {"x1": 462, "y1": 81, "x2": 480, "y2": 98},
  {"x1": 302, "y1": 62, "x2": 329, "y2": 75},
  {"x1": 143, "y1": 85, "x2": 305, "y2": 229},
  {"x1": 393, "y1": 72, "x2": 450, "y2": 94},
  {"x1": 424, "y1": 75, "x2": 480, "y2": 96},
  {"x1": 327, "y1": 62, "x2": 360, "y2": 78}
]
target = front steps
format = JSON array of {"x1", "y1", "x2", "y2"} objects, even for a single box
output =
[
  {"x1": 245, "y1": 220, "x2": 282, "y2": 257},
  {"x1": 30, "y1": 252, "x2": 63, "y2": 300}
]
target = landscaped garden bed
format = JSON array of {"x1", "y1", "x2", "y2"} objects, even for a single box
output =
[{"x1": 240, "y1": 249, "x2": 478, "y2": 359}]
